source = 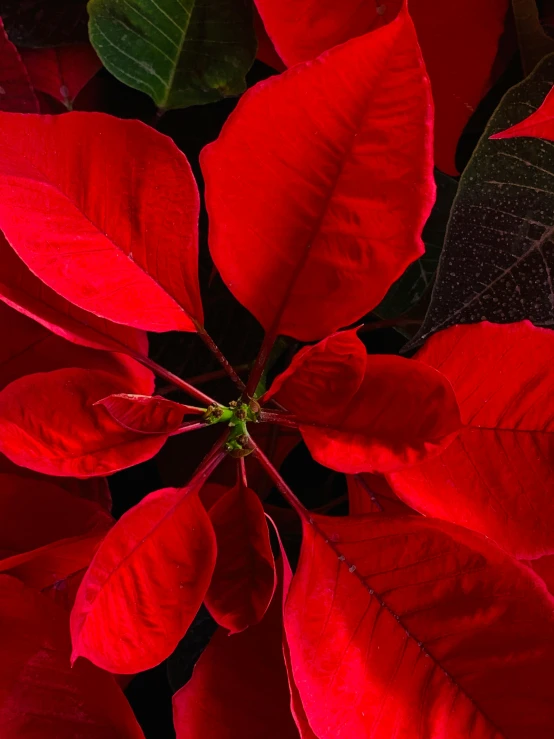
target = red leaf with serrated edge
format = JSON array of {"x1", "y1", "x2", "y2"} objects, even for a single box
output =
[
  {"x1": 0, "y1": 453, "x2": 112, "y2": 511},
  {"x1": 201, "y1": 7, "x2": 434, "y2": 342},
  {"x1": 20, "y1": 44, "x2": 101, "y2": 107},
  {"x1": 491, "y1": 84, "x2": 554, "y2": 140},
  {"x1": 0, "y1": 576, "x2": 145, "y2": 739},
  {"x1": 0, "y1": 235, "x2": 147, "y2": 354},
  {"x1": 285, "y1": 513, "x2": 554, "y2": 738},
  {"x1": 347, "y1": 473, "x2": 414, "y2": 515},
  {"x1": 97, "y1": 394, "x2": 194, "y2": 435},
  {"x1": 0, "y1": 112, "x2": 202, "y2": 332},
  {"x1": 0, "y1": 354, "x2": 157, "y2": 478},
  {"x1": 388, "y1": 322, "x2": 554, "y2": 559},
  {"x1": 0, "y1": 473, "x2": 112, "y2": 588},
  {"x1": 205, "y1": 484, "x2": 276, "y2": 633},
  {"x1": 71, "y1": 486, "x2": 217, "y2": 673},
  {"x1": 173, "y1": 569, "x2": 298, "y2": 738},
  {"x1": 0, "y1": 19, "x2": 39, "y2": 113},
  {"x1": 254, "y1": 0, "x2": 509, "y2": 175},
  {"x1": 267, "y1": 330, "x2": 461, "y2": 473}
]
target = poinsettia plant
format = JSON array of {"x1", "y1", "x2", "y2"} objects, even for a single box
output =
[{"x1": 1, "y1": 0, "x2": 554, "y2": 737}]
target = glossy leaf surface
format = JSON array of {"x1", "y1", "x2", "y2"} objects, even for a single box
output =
[
  {"x1": 389, "y1": 321, "x2": 554, "y2": 559},
  {"x1": 0, "y1": 238, "x2": 147, "y2": 354},
  {"x1": 174, "y1": 572, "x2": 298, "y2": 738},
  {"x1": 202, "y1": 8, "x2": 434, "y2": 341},
  {"x1": 0, "y1": 576, "x2": 145, "y2": 738},
  {"x1": 285, "y1": 513, "x2": 554, "y2": 738},
  {"x1": 0, "y1": 18, "x2": 39, "y2": 112},
  {"x1": 71, "y1": 486, "x2": 217, "y2": 673},
  {"x1": 20, "y1": 44, "x2": 101, "y2": 106},
  {"x1": 0, "y1": 356, "x2": 158, "y2": 477},
  {"x1": 0, "y1": 112, "x2": 202, "y2": 332},
  {"x1": 205, "y1": 483, "x2": 276, "y2": 633},
  {"x1": 411, "y1": 55, "x2": 554, "y2": 347},
  {"x1": 88, "y1": 0, "x2": 256, "y2": 110},
  {"x1": 268, "y1": 330, "x2": 461, "y2": 473}
]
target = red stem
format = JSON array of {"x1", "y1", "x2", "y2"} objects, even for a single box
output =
[
  {"x1": 245, "y1": 329, "x2": 276, "y2": 398},
  {"x1": 170, "y1": 421, "x2": 209, "y2": 436},
  {"x1": 187, "y1": 428, "x2": 230, "y2": 488},
  {"x1": 179, "y1": 405, "x2": 208, "y2": 416},
  {"x1": 251, "y1": 441, "x2": 307, "y2": 518},
  {"x1": 131, "y1": 353, "x2": 216, "y2": 407},
  {"x1": 259, "y1": 410, "x2": 299, "y2": 428},
  {"x1": 238, "y1": 457, "x2": 248, "y2": 488},
  {"x1": 194, "y1": 321, "x2": 246, "y2": 391}
]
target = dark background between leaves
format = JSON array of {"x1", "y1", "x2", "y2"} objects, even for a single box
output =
[{"x1": 90, "y1": 33, "x2": 524, "y2": 734}]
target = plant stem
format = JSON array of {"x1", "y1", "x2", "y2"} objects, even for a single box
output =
[
  {"x1": 131, "y1": 353, "x2": 217, "y2": 407},
  {"x1": 193, "y1": 320, "x2": 246, "y2": 391},
  {"x1": 251, "y1": 441, "x2": 307, "y2": 518},
  {"x1": 186, "y1": 363, "x2": 250, "y2": 387},
  {"x1": 238, "y1": 457, "x2": 248, "y2": 488},
  {"x1": 180, "y1": 405, "x2": 208, "y2": 415},
  {"x1": 258, "y1": 410, "x2": 299, "y2": 428},
  {"x1": 244, "y1": 329, "x2": 277, "y2": 399},
  {"x1": 187, "y1": 428, "x2": 230, "y2": 488},
  {"x1": 170, "y1": 421, "x2": 209, "y2": 436}
]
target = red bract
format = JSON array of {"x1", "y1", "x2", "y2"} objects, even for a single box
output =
[
  {"x1": 173, "y1": 573, "x2": 298, "y2": 738},
  {"x1": 201, "y1": 6, "x2": 434, "y2": 344},
  {"x1": 285, "y1": 513, "x2": 554, "y2": 738},
  {"x1": 266, "y1": 329, "x2": 462, "y2": 473},
  {"x1": 205, "y1": 481, "x2": 276, "y2": 633},
  {"x1": 491, "y1": 85, "x2": 554, "y2": 140},
  {"x1": 19, "y1": 44, "x2": 101, "y2": 108},
  {"x1": 0, "y1": 112, "x2": 202, "y2": 332},
  {"x1": 347, "y1": 472, "x2": 413, "y2": 515},
  {"x1": 0, "y1": 357, "x2": 158, "y2": 477},
  {"x1": 0, "y1": 18, "x2": 38, "y2": 113},
  {"x1": 253, "y1": 0, "x2": 509, "y2": 174},
  {"x1": 0, "y1": 576, "x2": 145, "y2": 738},
  {"x1": 0, "y1": 473, "x2": 112, "y2": 588},
  {"x1": 71, "y1": 471, "x2": 219, "y2": 673},
  {"x1": 0, "y1": 234, "x2": 148, "y2": 354},
  {"x1": 388, "y1": 322, "x2": 554, "y2": 560},
  {"x1": 0, "y1": 1, "x2": 551, "y2": 733}
]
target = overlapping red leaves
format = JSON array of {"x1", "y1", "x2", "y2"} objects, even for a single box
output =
[{"x1": 0, "y1": 3, "x2": 553, "y2": 738}]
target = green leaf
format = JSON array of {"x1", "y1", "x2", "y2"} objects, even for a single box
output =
[
  {"x1": 87, "y1": 0, "x2": 257, "y2": 110},
  {"x1": 375, "y1": 170, "x2": 457, "y2": 320},
  {"x1": 408, "y1": 53, "x2": 554, "y2": 349}
]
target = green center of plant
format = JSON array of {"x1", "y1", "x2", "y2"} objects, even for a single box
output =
[{"x1": 203, "y1": 399, "x2": 260, "y2": 455}]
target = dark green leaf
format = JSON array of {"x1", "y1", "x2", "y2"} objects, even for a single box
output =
[
  {"x1": 375, "y1": 170, "x2": 457, "y2": 320},
  {"x1": 0, "y1": 0, "x2": 88, "y2": 47},
  {"x1": 408, "y1": 54, "x2": 554, "y2": 349},
  {"x1": 88, "y1": 0, "x2": 257, "y2": 110}
]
